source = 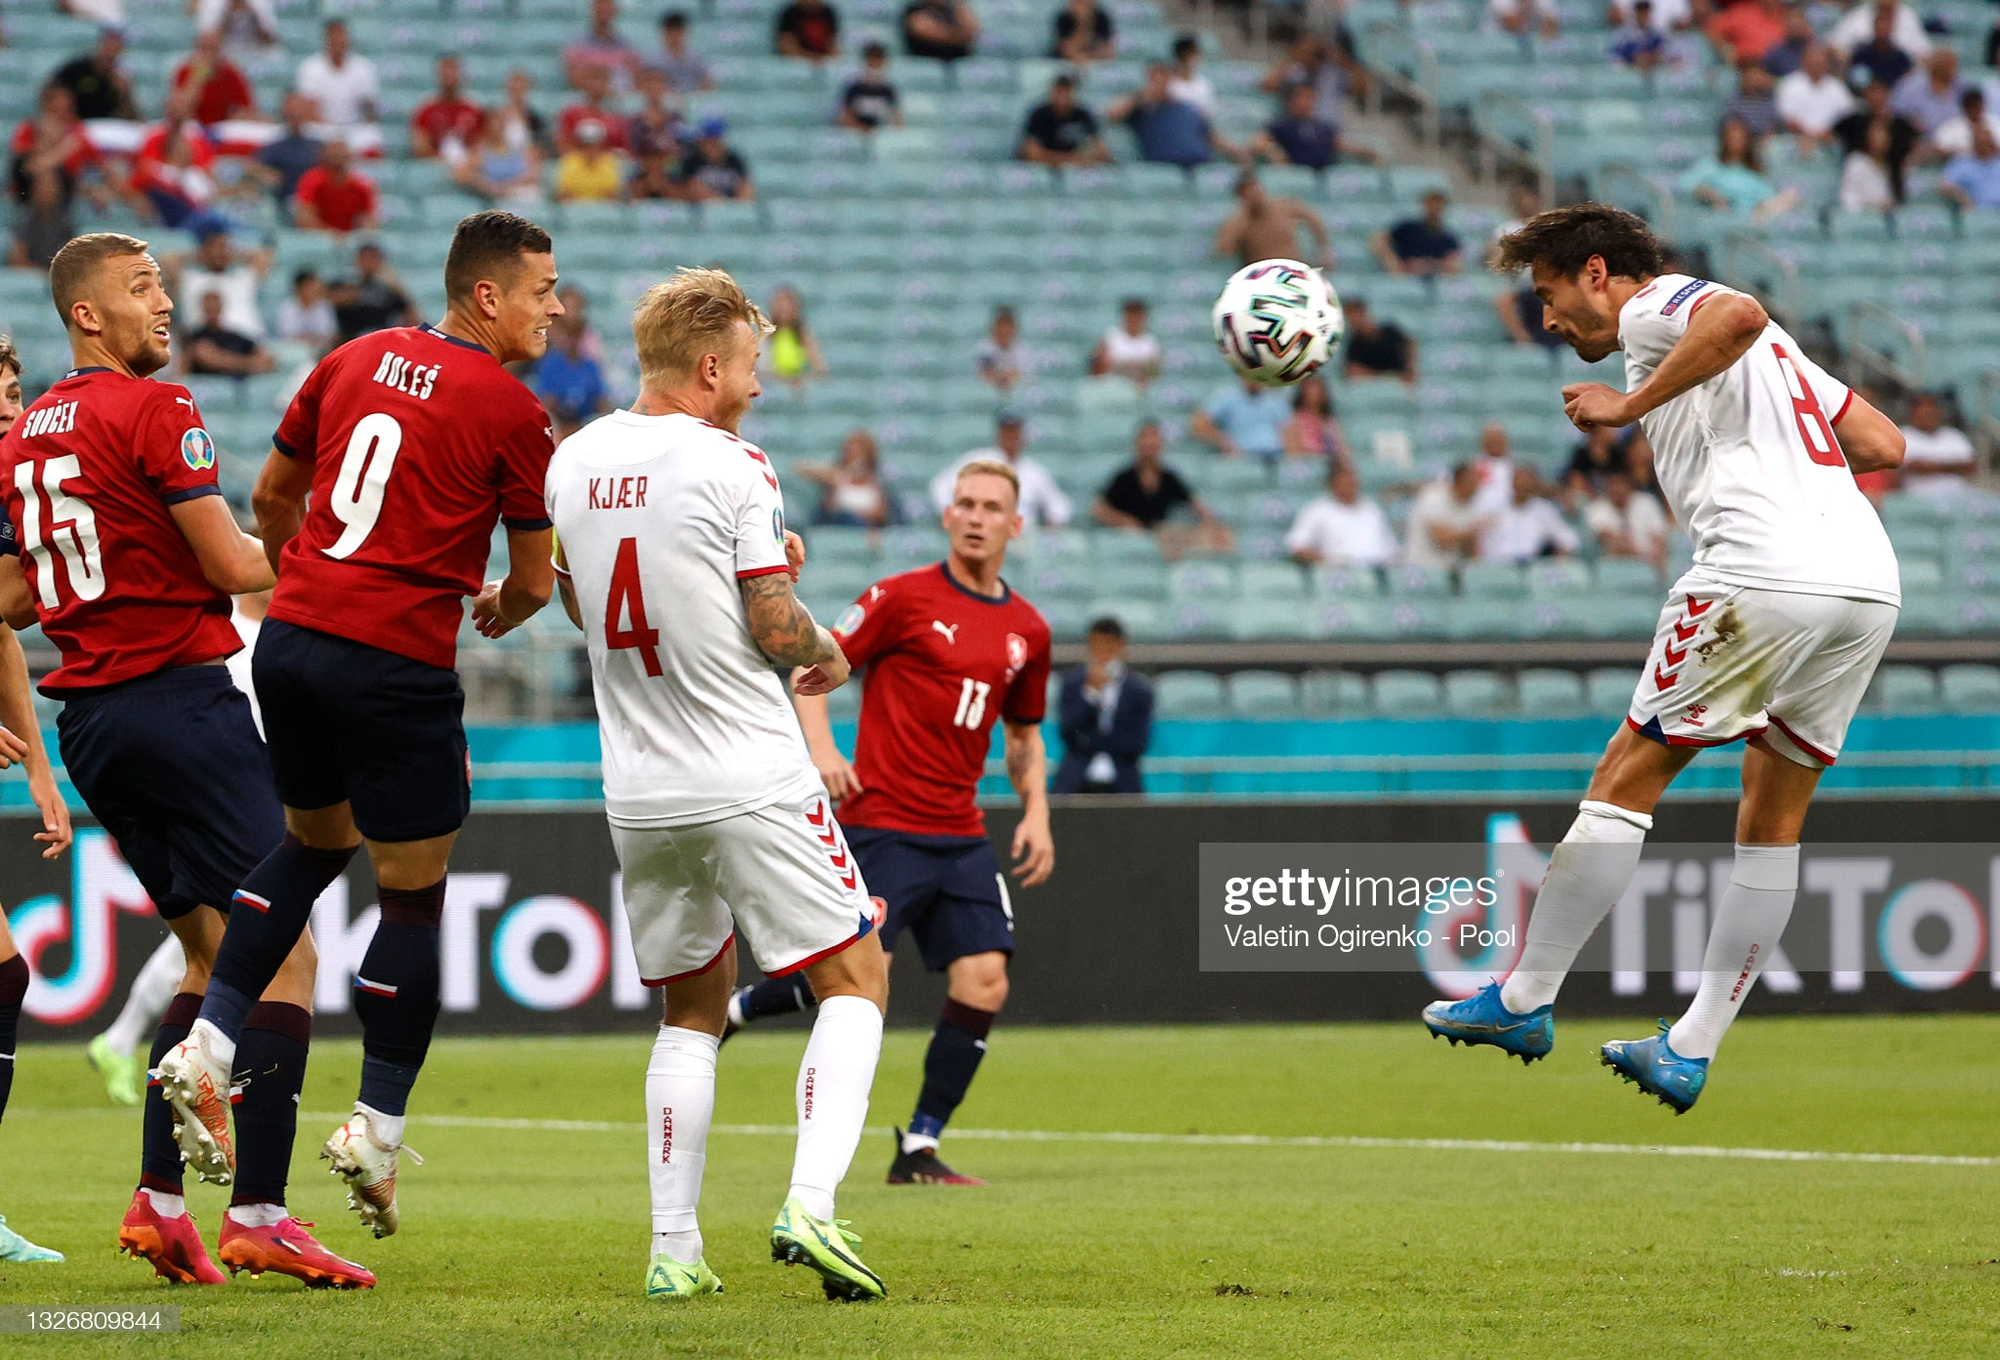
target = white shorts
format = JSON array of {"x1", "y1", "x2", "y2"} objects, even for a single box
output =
[
  {"x1": 612, "y1": 778, "x2": 877, "y2": 985},
  {"x1": 1626, "y1": 573, "x2": 1897, "y2": 768}
]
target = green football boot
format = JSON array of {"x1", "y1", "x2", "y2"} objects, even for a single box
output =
[{"x1": 770, "y1": 1196, "x2": 885, "y2": 1302}]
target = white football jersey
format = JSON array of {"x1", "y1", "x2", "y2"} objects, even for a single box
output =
[
  {"x1": 546, "y1": 410, "x2": 814, "y2": 829},
  {"x1": 1619, "y1": 275, "x2": 1899, "y2": 606}
]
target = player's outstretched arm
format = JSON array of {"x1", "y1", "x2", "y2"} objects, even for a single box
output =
[
  {"x1": 1003, "y1": 719, "x2": 1055, "y2": 887},
  {"x1": 1562, "y1": 290, "x2": 1769, "y2": 430},
  {"x1": 1832, "y1": 391, "x2": 1907, "y2": 474},
  {"x1": 471, "y1": 527, "x2": 556, "y2": 640},
  {"x1": 172, "y1": 494, "x2": 277, "y2": 596},
  {"x1": 250, "y1": 447, "x2": 314, "y2": 577},
  {"x1": 0, "y1": 621, "x2": 71, "y2": 859}
]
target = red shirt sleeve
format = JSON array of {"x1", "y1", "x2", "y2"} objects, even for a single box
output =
[
  {"x1": 293, "y1": 166, "x2": 323, "y2": 212},
  {"x1": 356, "y1": 173, "x2": 379, "y2": 217},
  {"x1": 273, "y1": 346, "x2": 334, "y2": 461},
  {"x1": 496, "y1": 392, "x2": 555, "y2": 530},
  {"x1": 829, "y1": 577, "x2": 905, "y2": 669},
  {"x1": 134, "y1": 387, "x2": 223, "y2": 505},
  {"x1": 1001, "y1": 618, "x2": 1052, "y2": 724}
]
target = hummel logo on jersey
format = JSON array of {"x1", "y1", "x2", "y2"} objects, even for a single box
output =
[{"x1": 932, "y1": 621, "x2": 959, "y2": 643}]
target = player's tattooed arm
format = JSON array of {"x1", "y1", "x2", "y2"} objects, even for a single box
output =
[{"x1": 740, "y1": 572, "x2": 842, "y2": 668}]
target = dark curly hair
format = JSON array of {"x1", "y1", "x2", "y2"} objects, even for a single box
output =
[{"x1": 1493, "y1": 202, "x2": 1665, "y2": 281}]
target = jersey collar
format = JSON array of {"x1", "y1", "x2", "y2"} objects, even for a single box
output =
[
  {"x1": 421, "y1": 323, "x2": 492, "y2": 355},
  {"x1": 62, "y1": 366, "x2": 113, "y2": 380},
  {"x1": 937, "y1": 560, "x2": 1009, "y2": 606}
]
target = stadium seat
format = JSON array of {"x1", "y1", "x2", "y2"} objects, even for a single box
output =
[
  {"x1": 1594, "y1": 558, "x2": 1662, "y2": 594},
  {"x1": 1155, "y1": 670, "x2": 1228, "y2": 716},
  {"x1": 1458, "y1": 562, "x2": 1527, "y2": 599},
  {"x1": 1238, "y1": 561, "x2": 1311, "y2": 600},
  {"x1": 1869, "y1": 665, "x2": 1938, "y2": 713},
  {"x1": 1586, "y1": 668, "x2": 1639, "y2": 715},
  {"x1": 1517, "y1": 668, "x2": 1587, "y2": 715},
  {"x1": 1300, "y1": 669, "x2": 1370, "y2": 713},
  {"x1": 1371, "y1": 669, "x2": 1444, "y2": 716},
  {"x1": 1314, "y1": 563, "x2": 1384, "y2": 598},
  {"x1": 1939, "y1": 665, "x2": 2000, "y2": 714},
  {"x1": 1228, "y1": 670, "x2": 1301, "y2": 717},
  {"x1": 1443, "y1": 669, "x2": 1510, "y2": 716}
]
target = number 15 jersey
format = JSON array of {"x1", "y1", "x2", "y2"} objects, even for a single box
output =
[
  {"x1": 1619, "y1": 275, "x2": 1898, "y2": 606},
  {"x1": 270, "y1": 325, "x2": 555, "y2": 670}
]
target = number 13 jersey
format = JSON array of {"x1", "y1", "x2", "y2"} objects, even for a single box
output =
[
  {"x1": 1619, "y1": 275, "x2": 1898, "y2": 606},
  {"x1": 270, "y1": 324, "x2": 555, "y2": 669}
]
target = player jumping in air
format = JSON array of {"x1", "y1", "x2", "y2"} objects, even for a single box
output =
[
  {"x1": 549, "y1": 269, "x2": 890, "y2": 1302},
  {"x1": 0, "y1": 335, "x2": 75, "y2": 1264},
  {"x1": 159, "y1": 211, "x2": 562, "y2": 1243},
  {"x1": 0, "y1": 237, "x2": 366, "y2": 1286},
  {"x1": 728, "y1": 457, "x2": 1055, "y2": 1185},
  {"x1": 1422, "y1": 205, "x2": 1906, "y2": 1112}
]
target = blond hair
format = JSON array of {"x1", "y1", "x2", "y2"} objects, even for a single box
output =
[
  {"x1": 50, "y1": 232, "x2": 150, "y2": 332},
  {"x1": 631, "y1": 267, "x2": 772, "y2": 387},
  {"x1": 953, "y1": 458, "x2": 1020, "y2": 505}
]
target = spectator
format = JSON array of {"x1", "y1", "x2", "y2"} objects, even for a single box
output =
[
  {"x1": 1846, "y1": 7, "x2": 1916, "y2": 92},
  {"x1": 1375, "y1": 189, "x2": 1463, "y2": 276},
  {"x1": 654, "y1": 12, "x2": 715, "y2": 95},
  {"x1": 499, "y1": 69, "x2": 554, "y2": 159},
  {"x1": 296, "y1": 20, "x2": 379, "y2": 133},
  {"x1": 253, "y1": 92, "x2": 323, "y2": 213},
  {"x1": 329, "y1": 243, "x2": 416, "y2": 345},
  {"x1": 625, "y1": 67, "x2": 685, "y2": 196},
  {"x1": 1840, "y1": 118, "x2": 1899, "y2": 210},
  {"x1": 1107, "y1": 63, "x2": 1239, "y2": 168},
  {"x1": 1722, "y1": 61, "x2": 1780, "y2": 140},
  {"x1": 171, "y1": 29, "x2": 257, "y2": 126},
  {"x1": 1018, "y1": 75, "x2": 1110, "y2": 167},
  {"x1": 1192, "y1": 375, "x2": 1292, "y2": 462},
  {"x1": 131, "y1": 113, "x2": 235, "y2": 238},
  {"x1": 928, "y1": 414, "x2": 1073, "y2": 526},
  {"x1": 1835, "y1": 79, "x2": 1919, "y2": 200},
  {"x1": 1282, "y1": 374, "x2": 1348, "y2": 460},
  {"x1": 192, "y1": 0, "x2": 280, "y2": 50},
  {"x1": 1704, "y1": 0, "x2": 1787, "y2": 67},
  {"x1": 1167, "y1": 34, "x2": 1216, "y2": 116},
  {"x1": 1252, "y1": 82, "x2": 1341, "y2": 170},
  {"x1": 763, "y1": 285, "x2": 828, "y2": 383},
  {"x1": 294, "y1": 139, "x2": 380, "y2": 233},
  {"x1": 535, "y1": 314, "x2": 612, "y2": 439},
  {"x1": 902, "y1": 0, "x2": 979, "y2": 63},
  {"x1": 1478, "y1": 466, "x2": 1580, "y2": 560},
  {"x1": 1680, "y1": 118, "x2": 1795, "y2": 218},
  {"x1": 1610, "y1": 0, "x2": 1670, "y2": 70},
  {"x1": 411, "y1": 55, "x2": 485, "y2": 165},
  {"x1": 9, "y1": 170, "x2": 74, "y2": 269},
  {"x1": 1051, "y1": 0, "x2": 1115, "y2": 62},
  {"x1": 1090, "y1": 298, "x2": 1162, "y2": 388},
  {"x1": 1260, "y1": 34, "x2": 1362, "y2": 126},
  {"x1": 1759, "y1": 4, "x2": 1815, "y2": 77},
  {"x1": 1286, "y1": 464, "x2": 1395, "y2": 567},
  {"x1": 1497, "y1": 277, "x2": 1565, "y2": 350},
  {"x1": 566, "y1": 0, "x2": 643, "y2": 89},
  {"x1": 1403, "y1": 462, "x2": 1486, "y2": 568},
  {"x1": 1890, "y1": 49, "x2": 1965, "y2": 137},
  {"x1": 1898, "y1": 391, "x2": 1977, "y2": 489},
  {"x1": 1051, "y1": 616, "x2": 1153, "y2": 796},
  {"x1": 1214, "y1": 172, "x2": 1333, "y2": 269},
  {"x1": 276, "y1": 268, "x2": 337, "y2": 358},
  {"x1": 558, "y1": 65, "x2": 630, "y2": 153},
  {"x1": 1609, "y1": 0, "x2": 1701, "y2": 34},
  {"x1": 167, "y1": 229, "x2": 269, "y2": 341},
  {"x1": 1342, "y1": 297, "x2": 1418, "y2": 383},
  {"x1": 456, "y1": 115, "x2": 546, "y2": 206},
  {"x1": 1469, "y1": 421, "x2": 1517, "y2": 515},
  {"x1": 1932, "y1": 89, "x2": 2000, "y2": 160},
  {"x1": 182, "y1": 289, "x2": 274, "y2": 378},
  {"x1": 796, "y1": 429, "x2": 897, "y2": 527},
  {"x1": 840, "y1": 43, "x2": 903, "y2": 130},
  {"x1": 1827, "y1": 0, "x2": 1930, "y2": 63},
  {"x1": 1941, "y1": 121, "x2": 2000, "y2": 209},
  {"x1": 671, "y1": 118, "x2": 754, "y2": 201},
  {"x1": 555, "y1": 118, "x2": 626, "y2": 201},
  {"x1": 557, "y1": 285, "x2": 609, "y2": 365},
  {"x1": 1562, "y1": 423, "x2": 1634, "y2": 500},
  {"x1": 10, "y1": 85, "x2": 89, "y2": 209},
  {"x1": 1488, "y1": 0, "x2": 1559, "y2": 40},
  {"x1": 1776, "y1": 43, "x2": 1855, "y2": 150},
  {"x1": 52, "y1": 27, "x2": 138, "y2": 121},
  {"x1": 1092, "y1": 419, "x2": 1232, "y2": 556},
  {"x1": 776, "y1": 0, "x2": 842, "y2": 62},
  {"x1": 1585, "y1": 470, "x2": 1670, "y2": 566},
  {"x1": 977, "y1": 305, "x2": 1024, "y2": 392}
]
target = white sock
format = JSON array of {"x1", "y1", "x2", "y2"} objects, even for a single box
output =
[
  {"x1": 1500, "y1": 800, "x2": 1652, "y2": 1014},
  {"x1": 190, "y1": 1018, "x2": 237, "y2": 1069},
  {"x1": 225, "y1": 1202, "x2": 289, "y2": 1228},
  {"x1": 356, "y1": 1103, "x2": 405, "y2": 1148},
  {"x1": 724, "y1": 990, "x2": 747, "y2": 1030},
  {"x1": 142, "y1": 1188, "x2": 186, "y2": 1219},
  {"x1": 647, "y1": 1026, "x2": 718, "y2": 1264},
  {"x1": 900, "y1": 1130, "x2": 939, "y2": 1155},
  {"x1": 1668, "y1": 844, "x2": 1799, "y2": 1061},
  {"x1": 103, "y1": 937, "x2": 186, "y2": 1055},
  {"x1": 787, "y1": 994, "x2": 884, "y2": 1223}
]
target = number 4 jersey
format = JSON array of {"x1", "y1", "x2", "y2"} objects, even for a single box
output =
[
  {"x1": 269, "y1": 324, "x2": 555, "y2": 669},
  {"x1": 1619, "y1": 275, "x2": 1898, "y2": 606},
  {"x1": 0, "y1": 367, "x2": 241, "y2": 691},
  {"x1": 546, "y1": 409, "x2": 818, "y2": 829}
]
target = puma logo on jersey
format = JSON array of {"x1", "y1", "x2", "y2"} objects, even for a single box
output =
[
  {"x1": 174, "y1": 396, "x2": 195, "y2": 410},
  {"x1": 932, "y1": 620, "x2": 959, "y2": 643},
  {"x1": 371, "y1": 350, "x2": 440, "y2": 401},
  {"x1": 868, "y1": 585, "x2": 884, "y2": 602}
]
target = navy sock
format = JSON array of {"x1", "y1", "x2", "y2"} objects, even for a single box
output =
[
  {"x1": 142, "y1": 992, "x2": 204, "y2": 1194},
  {"x1": 203, "y1": 835, "x2": 356, "y2": 1041},
  {"x1": 740, "y1": 974, "x2": 817, "y2": 1023},
  {"x1": 0, "y1": 953, "x2": 26, "y2": 1124},
  {"x1": 352, "y1": 881, "x2": 444, "y2": 1118},
  {"x1": 910, "y1": 999, "x2": 995, "y2": 1141},
  {"x1": 229, "y1": 1002, "x2": 311, "y2": 1208}
]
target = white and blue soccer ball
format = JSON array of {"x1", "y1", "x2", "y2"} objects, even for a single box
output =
[{"x1": 1211, "y1": 259, "x2": 1344, "y2": 387}]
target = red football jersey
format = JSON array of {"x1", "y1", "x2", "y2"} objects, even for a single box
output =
[
  {"x1": 830, "y1": 562, "x2": 1051, "y2": 838},
  {"x1": 0, "y1": 367, "x2": 240, "y2": 691},
  {"x1": 269, "y1": 325, "x2": 554, "y2": 670}
]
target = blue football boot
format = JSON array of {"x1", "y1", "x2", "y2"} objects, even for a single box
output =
[
  {"x1": 1600, "y1": 1022, "x2": 1709, "y2": 1114},
  {"x1": 1420, "y1": 981, "x2": 1554, "y2": 1065}
]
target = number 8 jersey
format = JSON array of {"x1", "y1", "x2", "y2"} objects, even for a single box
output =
[
  {"x1": 0, "y1": 367, "x2": 242, "y2": 691},
  {"x1": 1619, "y1": 275, "x2": 1899, "y2": 606},
  {"x1": 269, "y1": 324, "x2": 555, "y2": 669}
]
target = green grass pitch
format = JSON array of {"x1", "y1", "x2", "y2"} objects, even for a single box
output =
[{"x1": 1, "y1": 1016, "x2": 1997, "y2": 1358}]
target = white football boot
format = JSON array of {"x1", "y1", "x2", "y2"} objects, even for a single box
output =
[{"x1": 321, "y1": 1110, "x2": 422, "y2": 1239}]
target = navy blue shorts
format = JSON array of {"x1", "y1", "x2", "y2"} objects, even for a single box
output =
[
  {"x1": 846, "y1": 825, "x2": 1014, "y2": 972},
  {"x1": 253, "y1": 619, "x2": 470, "y2": 844},
  {"x1": 56, "y1": 665, "x2": 284, "y2": 920}
]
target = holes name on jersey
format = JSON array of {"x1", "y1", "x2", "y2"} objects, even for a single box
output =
[
  {"x1": 19, "y1": 401, "x2": 78, "y2": 437},
  {"x1": 588, "y1": 475, "x2": 649, "y2": 509},
  {"x1": 370, "y1": 350, "x2": 440, "y2": 401}
]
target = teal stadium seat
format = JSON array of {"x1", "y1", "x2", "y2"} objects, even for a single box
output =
[
  {"x1": 1155, "y1": 670, "x2": 1228, "y2": 716},
  {"x1": 1300, "y1": 670, "x2": 1371, "y2": 713},
  {"x1": 1372, "y1": 669, "x2": 1444, "y2": 716},
  {"x1": 1228, "y1": 671, "x2": 1301, "y2": 717},
  {"x1": 1518, "y1": 668, "x2": 1587, "y2": 715},
  {"x1": 1869, "y1": 665, "x2": 1938, "y2": 713},
  {"x1": 1939, "y1": 665, "x2": 2000, "y2": 713},
  {"x1": 1443, "y1": 669, "x2": 1510, "y2": 716},
  {"x1": 1586, "y1": 669, "x2": 1640, "y2": 715}
]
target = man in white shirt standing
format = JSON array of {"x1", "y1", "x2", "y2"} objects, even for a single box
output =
[
  {"x1": 1478, "y1": 465, "x2": 1581, "y2": 560},
  {"x1": 1469, "y1": 421, "x2": 1518, "y2": 516},
  {"x1": 928, "y1": 412, "x2": 1073, "y2": 527},
  {"x1": 1775, "y1": 43, "x2": 1854, "y2": 151},
  {"x1": 1424, "y1": 204, "x2": 1908, "y2": 1114},
  {"x1": 296, "y1": 18, "x2": 379, "y2": 134},
  {"x1": 547, "y1": 268, "x2": 890, "y2": 1304},
  {"x1": 1285, "y1": 464, "x2": 1397, "y2": 567}
]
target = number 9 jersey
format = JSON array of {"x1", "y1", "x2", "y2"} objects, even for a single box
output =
[{"x1": 269, "y1": 324, "x2": 555, "y2": 670}]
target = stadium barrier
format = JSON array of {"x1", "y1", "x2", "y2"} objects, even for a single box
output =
[{"x1": 10, "y1": 797, "x2": 2000, "y2": 1039}]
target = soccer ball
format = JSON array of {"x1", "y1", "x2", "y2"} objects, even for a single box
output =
[{"x1": 1211, "y1": 259, "x2": 1344, "y2": 387}]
